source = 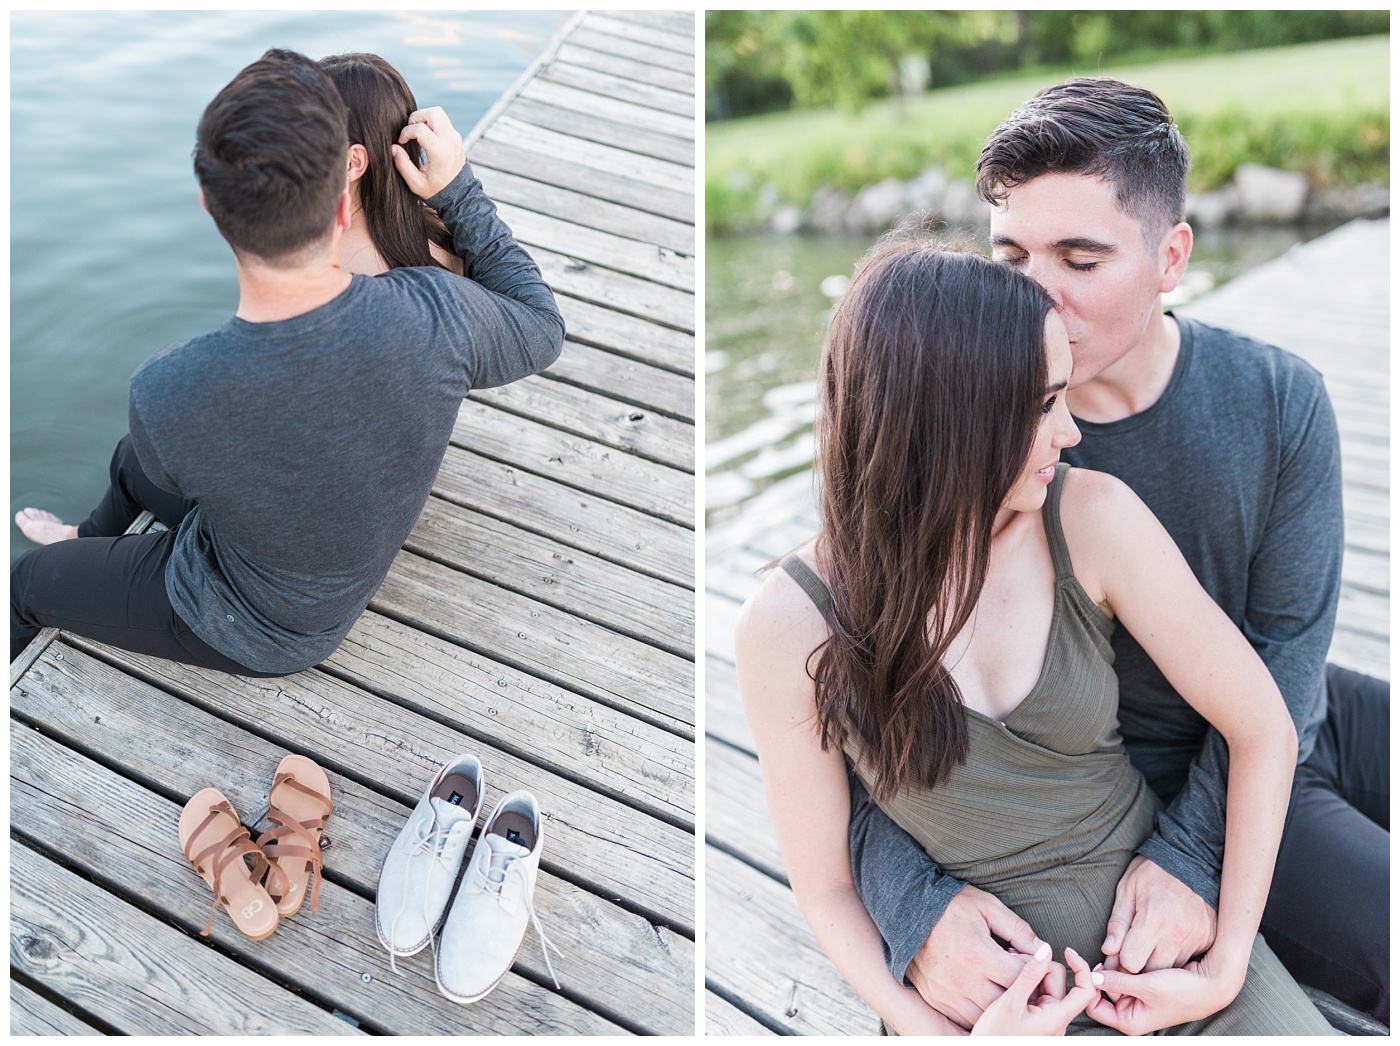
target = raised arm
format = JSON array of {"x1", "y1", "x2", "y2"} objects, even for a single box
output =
[
  {"x1": 1065, "y1": 469, "x2": 1298, "y2": 1033},
  {"x1": 1108, "y1": 379, "x2": 1341, "y2": 971},
  {"x1": 735, "y1": 567, "x2": 958, "y2": 1036},
  {"x1": 394, "y1": 106, "x2": 565, "y2": 386}
]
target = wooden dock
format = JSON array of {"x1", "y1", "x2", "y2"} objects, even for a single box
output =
[
  {"x1": 11, "y1": 10, "x2": 696, "y2": 1036},
  {"x1": 704, "y1": 218, "x2": 1389, "y2": 1034}
]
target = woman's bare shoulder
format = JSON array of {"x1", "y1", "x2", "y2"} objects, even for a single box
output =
[
  {"x1": 735, "y1": 536, "x2": 829, "y2": 661},
  {"x1": 1059, "y1": 466, "x2": 1173, "y2": 605}
]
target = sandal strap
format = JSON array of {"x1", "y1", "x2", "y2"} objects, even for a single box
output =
[
  {"x1": 257, "y1": 772, "x2": 333, "y2": 911},
  {"x1": 184, "y1": 803, "x2": 271, "y2": 937}
]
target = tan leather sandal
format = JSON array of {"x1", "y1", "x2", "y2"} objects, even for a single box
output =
[
  {"x1": 179, "y1": 787, "x2": 285, "y2": 941},
  {"x1": 256, "y1": 754, "x2": 334, "y2": 918}
]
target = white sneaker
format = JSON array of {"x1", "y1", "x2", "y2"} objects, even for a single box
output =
[
  {"x1": 435, "y1": 790, "x2": 561, "y2": 1003},
  {"x1": 375, "y1": 754, "x2": 484, "y2": 964}
]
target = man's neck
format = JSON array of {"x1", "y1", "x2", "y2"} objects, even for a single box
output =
[
  {"x1": 234, "y1": 255, "x2": 354, "y2": 323},
  {"x1": 1069, "y1": 311, "x2": 1182, "y2": 424}
]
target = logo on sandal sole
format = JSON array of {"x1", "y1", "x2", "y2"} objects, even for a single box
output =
[{"x1": 241, "y1": 899, "x2": 264, "y2": 919}]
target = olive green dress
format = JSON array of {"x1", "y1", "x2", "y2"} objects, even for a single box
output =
[{"x1": 781, "y1": 464, "x2": 1332, "y2": 1035}]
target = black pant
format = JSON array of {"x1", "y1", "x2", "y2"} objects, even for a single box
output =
[
  {"x1": 11, "y1": 436, "x2": 272, "y2": 676},
  {"x1": 1261, "y1": 662, "x2": 1390, "y2": 1024}
]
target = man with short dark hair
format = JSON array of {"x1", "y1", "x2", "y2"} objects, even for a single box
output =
[
  {"x1": 11, "y1": 48, "x2": 564, "y2": 676},
  {"x1": 851, "y1": 76, "x2": 1388, "y2": 1031}
]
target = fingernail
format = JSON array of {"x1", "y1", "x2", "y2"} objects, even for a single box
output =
[
  {"x1": 1034, "y1": 941, "x2": 1051, "y2": 961},
  {"x1": 1104, "y1": 934, "x2": 1116, "y2": 949},
  {"x1": 1093, "y1": 963, "x2": 1103, "y2": 972},
  {"x1": 1092, "y1": 972, "x2": 1104, "y2": 986}
]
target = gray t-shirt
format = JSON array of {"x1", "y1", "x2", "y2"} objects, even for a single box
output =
[
  {"x1": 852, "y1": 314, "x2": 1343, "y2": 980},
  {"x1": 128, "y1": 164, "x2": 564, "y2": 674}
]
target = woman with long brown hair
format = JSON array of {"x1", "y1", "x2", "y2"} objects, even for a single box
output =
[
  {"x1": 734, "y1": 241, "x2": 1331, "y2": 1034},
  {"x1": 320, "y1": 52, "x2": 464, "y2": 276}
]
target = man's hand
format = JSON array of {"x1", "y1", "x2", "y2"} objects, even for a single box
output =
[
  {"x1": 392, "y1": 106, "x2": 466, "y2": 199},
  {"x1": 907, "y1": 883, "x2": 1047, "y2": 1031},
  {"x1": 973, "y1": 944, "x2": 1102, "y2": 1036},
  {"x1": 1102, "y1": 855, "x2": 1217, "y2": 974}
]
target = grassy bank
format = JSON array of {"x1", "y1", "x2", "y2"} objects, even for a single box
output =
[{"x1": 707, "y1": 35, "x2": 1389, "y2": 231}]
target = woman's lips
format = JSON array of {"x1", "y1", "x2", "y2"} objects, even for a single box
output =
[{"x1": 1035, "y1": 463, "x2": 1057, "y2": 482}]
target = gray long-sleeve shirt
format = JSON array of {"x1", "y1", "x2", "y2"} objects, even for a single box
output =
[
  {"x1": 852, "y1": 314, "x2": 1342, "y2": 981},
  {"x1": 129, "y1": 164, "x2": 564, "y2": 674}
]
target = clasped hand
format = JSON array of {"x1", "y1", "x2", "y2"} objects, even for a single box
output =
[
  {"x1": 911, "y1": 860, "x2": 1219, "y2": 1033},
  {"x1": 391, "y1": 106, "x2": 466, "y2": 199}
]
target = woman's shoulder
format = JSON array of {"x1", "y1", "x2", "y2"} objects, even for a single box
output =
[
  {"x1": 735, "y1": 537, "x2": 830, "y2": 661},
  {"x1": 1058, "y1": 465, "x2": 1169, "y2": 605}
]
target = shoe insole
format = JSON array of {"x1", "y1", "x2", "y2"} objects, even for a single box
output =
[
  {"x1": 432, "y1": 772, "x2": 479, "y2": 814},
  {"x1": 490, "y1": 810, "x2": 536, "y2": 850}
]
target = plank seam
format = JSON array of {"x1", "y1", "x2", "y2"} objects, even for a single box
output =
[
  {"x1": 704, "y1": 977, "x2": 798, "y2": 1037},
  {"x1": 462, "y1": 10, "x2": 586, "y2": 152},
  {"x1": 536, "y1": 366, "x2": 693, "y2": 425},
  {"x1": 10, "y1": 947, "x2": 122, "y2": 1036},
  {"x1": 398, "y1": 536, "x2": 694, "y2": 662},
  {"x1": 362, "y1": 592, "x2": 695, "y2": 740},
  {"x1": 313, "y1": 658, "x2": 696, "y2": 832}
]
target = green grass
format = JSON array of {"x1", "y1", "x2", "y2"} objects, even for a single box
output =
[{"x1": 707, "y1": 35, "x2": 1390, "y2": 231}]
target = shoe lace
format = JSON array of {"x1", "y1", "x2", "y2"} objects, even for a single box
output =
[
  {"x1": 387, "y1": 813, "x2": 461, "y2": 975},
  {"x1": 472, "y1": 847, "x2": 562, "y2": 990}
]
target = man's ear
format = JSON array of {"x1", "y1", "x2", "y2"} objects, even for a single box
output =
[
  {"x1": 199, "y1": 188, "x2": 208, "y2": 213},
  {"x1": 336, "y1": 188, "x2": 353, "y2": 231},
  {"x1": 1156, "y1": 221, "x2": 1193, "y2": 294},
  {"x1": 346, "y1": 143, "x2": 369, "y2": 184}
]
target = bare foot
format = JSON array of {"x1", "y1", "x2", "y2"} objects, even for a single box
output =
[{"x1": 15, "y1": 508, "x2": 78, "y2": 544}]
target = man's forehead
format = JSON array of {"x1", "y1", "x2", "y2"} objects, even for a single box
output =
[{"x1": 989, "y1": 172, "x2": 1139, "y2": 243}]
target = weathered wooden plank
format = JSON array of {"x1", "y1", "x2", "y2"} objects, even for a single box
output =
[
  {"x1": 489, "y1": 115, "x2": 692, "y2": 195},
  {"x1": 434, "y1": 446, "x2": 692, "y2": 587},
  {"x1": 500, "y1": 201, "x2": 694, "y2": 291},
  {"x1": 706, "y1": 846, "x2": 876, "y2": 1035},
  {"x1": 570, "y1": 25, "x2": 696, "y2": 75},
  {"x1": 1327, "y1": 627, "x2": 1389, "y2": 681},
  {"x1": 498, "y1": 96, "x2": 694, "y2": 167},
  {"x1": 556, "y1": 42, "x2": 695, "y2": 95},
  {"x1": 556, "y1": 294, "x2": 695, "y2": 374},
  {"x1": 407, "y1": 497, "x2": 693, "y2": 657},
  {"x1": 453, "y1": 398, "x2": 692, "y2": 522},
  {"x1": 584, "y1": 13, "x2": 695, "y2": 56},
  {"x1": 707, "y1": 990, "x2": 779, "y2": 1036},
  {"x1": 1342, "y1": 546, "x2": 1389, "y2": 596},
  {"x1": 706, "y1": 543, "x2": 773, "y2": 602},
  {"x1": 472, "y1": 138, "x2": 691, "y2": 223},
  {"x1": 19, "y1": 642, "x2": 694, "y2": 929},
  {"x1": 534, "y1": 246, "x2": 696, "y2": 330},
  {"x1": 520, "y1": 76, "x2": 693, "y2": 143},
  {"x1": 476, "y1": 164, "x2": 694, "y2": 254},
  {"x1": 471, "y1": 375, "x2": 694, "y2": 471},
  {"x1": 335, "y1": 608, "x2": 693, "y2": 811},
  {"x1": 605, "y1": 9, "x2": 696, "y2": 38},
  {"x1": 707, "y1": 737, "x2": 786, "y2": 882},
  {"x1": 541, "y1": 62, "x2": 693, "y2": 118},
  {"x1": 706, "y1": 590, "x2": 742, "y2": 665},
  {"x1": 706, "y1": 653, "x2": 753, "y2": 754},
  {"x1": 10, "y1": 843, "x2": 361, "y2": 1036},
  {"x1": 10, "y1": 980, "x2": 102, "y2": 1036},
  {"x1": 10, "y1": 724, "x2": 659, "y2": 1034},
  {"x1": 376, "y1": 550, "x2": 696, "y2": 732},
  {"x1": 546, "y1": 340, "x2": 695, "y2": 423}
]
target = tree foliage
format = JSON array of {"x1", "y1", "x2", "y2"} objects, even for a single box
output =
[{"x1": 707, "y1": 10, "x2": 1390, "y2": 121}]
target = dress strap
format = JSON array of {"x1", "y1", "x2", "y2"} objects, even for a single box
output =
[
  {"x1": 1040, "y1": 462, "x2": 1076, "y2": 583},
  {"x1": 778, "y1": 552, "x2": 837, "y2": 624}
]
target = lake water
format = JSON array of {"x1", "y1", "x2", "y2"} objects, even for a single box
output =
[
  {"x1": 705, "y1": 222, "x2": 1347, "y2": 529},
  {"x1": 10, "y1": 10, "x2": 564, "y2": 558}
]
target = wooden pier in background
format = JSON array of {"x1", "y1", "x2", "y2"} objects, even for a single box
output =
[
  {"x1": 12, "y1": 10, "x2": 696, "y2": 1035},
  {"x1": 704, "y1": 218, "x2": 1389, "y2": 1034}
]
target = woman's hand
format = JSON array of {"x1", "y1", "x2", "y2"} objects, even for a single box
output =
[
  {"x1": 1085, "y1": 947, "x2": 1246, "y2": 1034},
  {"x1": 391, "y1": 106, "x2": 466, "y2": 199},
  {"x1": 971, "y1": 943, "x2": 1100, "y2": 1036}
]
